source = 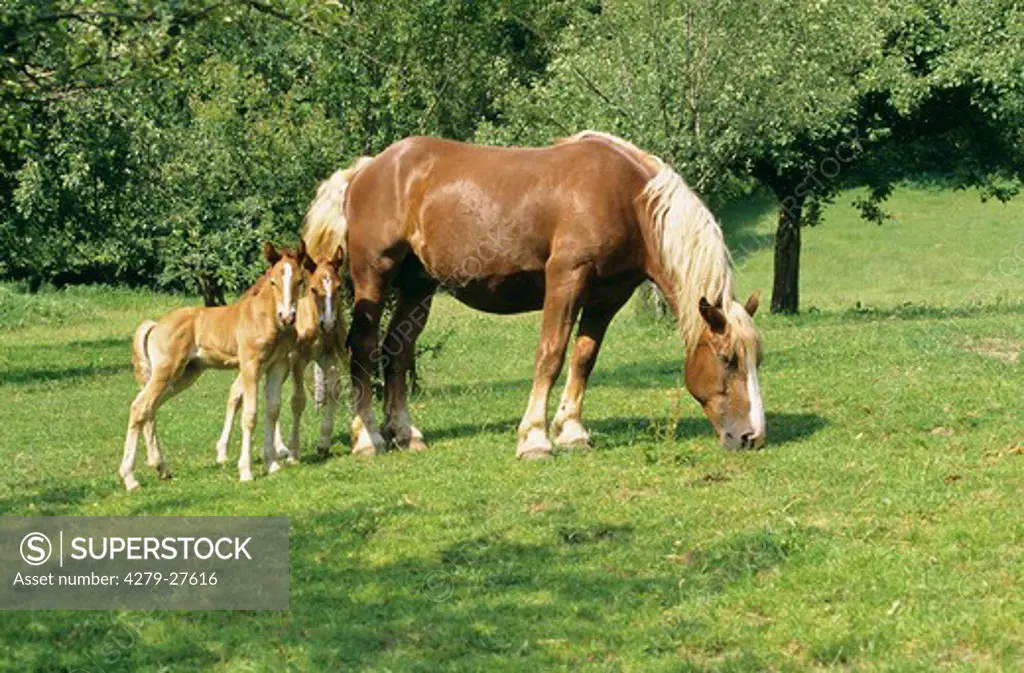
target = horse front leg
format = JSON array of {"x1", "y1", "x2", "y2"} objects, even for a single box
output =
[
  {"x1": 237, "y1": 362, "x2": 259, "y2": 482},
  {"x1": 552, "y1": 293, "x2": 633, "y2": 448},
  {"x1": 262, "y1": 360, "x2": 289, "y2": 474},
  {"x1": 517, "y1": 264, "x2": 588, "y2": 460},
  {"x1": 348, "y1": 272, "x2": 388, "y2": 457},
  {"x1": 216, "y1": 374, "x2": 245, "y2": 466},
  {"x1": 316, "y1": 356, "x2": 340, "y2": 457},
  {"x1": 382, "y1": 286, "x2": 434, "y2": 451},
  {"x1": 287, "y1": 356, "x2": 307, "y2": 463}
]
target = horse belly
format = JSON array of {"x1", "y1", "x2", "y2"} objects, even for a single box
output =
[{"x1": 447, "y1": 271, "x2": 546, "y2": 314}]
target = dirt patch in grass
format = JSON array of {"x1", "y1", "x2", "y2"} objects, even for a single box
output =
[{"x1": 965, "y1": 338, "x2": 1021, "y2": 364}]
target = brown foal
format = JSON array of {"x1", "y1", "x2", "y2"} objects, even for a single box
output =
[
  {"x1": 120, "y1": 242, "x2": 308, "y2": 489},
  {"x1": 304, "y1": 132, "x2": 765, "y2": 459},
  {"x1": 216, "y1": 247, "x2": 347, "y2": 463}
]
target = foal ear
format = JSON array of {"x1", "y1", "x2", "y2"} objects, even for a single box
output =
[
  {"x1": 744, "y1": 291, "x2": 761, "y2": 317},
  {"x1": 699, "y1": 297, "x2": 728, "y2": 334},
  {"x1": 332, "y1": 245, "x2": 345, "y2": 268},
  {"x1": 262, "y1": 241, "x2": 281, "y2": 265},
  {"x1": 303, "y1": 255, "x2": 318, "y2": 275}
]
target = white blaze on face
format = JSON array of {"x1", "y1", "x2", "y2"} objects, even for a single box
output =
[
  {"x1": 321, "y1": 277, "x2": 334, "y2": 329},
  {"x1": 746, "y1": 354, "x2": 765, "y2": 439},
  {"x1": 279, "y1": 263, "x2": 293, "y2": 319}
]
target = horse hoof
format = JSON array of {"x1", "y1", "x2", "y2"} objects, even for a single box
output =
[
  {"x1": 554, "y1": 421, "x2": 590, "y2": 449},
  {"x1": 517, "y1": 430, "x2": 553, "y2": 460},
  {"x1": 285, "y1": 455, "x2": 299, "y2": 465},
  {"x1": 158, "y1": 469, "x2": 174, "y2": 481},
  {"x1": 267, "y1": 462, "x2": 282, "y2": 474},
  {"x1": 239, "y1": 470, "x2": 253, "y2": 482},
  {"x1": 519, "y1": 448, "x2": 553, "y2": 461},
  {"x1": 392, "y1": 433, "x2": 428, "y2": 452},
  {"x1": 123, "y1": 475, "x2": 141, "y2": 491},
  {"x1": 317, "y1": 445, "x2": 331, "y2": 459},
  {"x1": 352, "y1": 430, "x2": 385, "y2": 457}
]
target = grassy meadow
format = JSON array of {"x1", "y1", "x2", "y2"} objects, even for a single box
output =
[{"x1": 0, "y1": 185, "x2": 1022, "y2": 671}]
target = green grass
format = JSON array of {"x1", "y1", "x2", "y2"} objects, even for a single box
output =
[{"x1": 1, "y1": 184, "x2": 1022, "y2": 671}]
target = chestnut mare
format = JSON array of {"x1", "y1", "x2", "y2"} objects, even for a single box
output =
[
  {"x1": 304, "y1": 132, "x2": 765, "y2": 459},
  {"x1": 120, "y1": 242, "x2": 309, "y2": 489}
]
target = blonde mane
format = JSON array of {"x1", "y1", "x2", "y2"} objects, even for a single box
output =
[
  {"x1": 563, "y1": 131, "x2": 757, "y2": 356},
  {"x1": 303, "y1": 155, "x2": 374, "y2": 261}
]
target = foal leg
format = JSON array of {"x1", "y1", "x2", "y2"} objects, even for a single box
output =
[
  {"x1": 237, "y1": 362, "x2": 260, "y2": 482},
  {"x1": 382, "y1": 286, "x2": 434, "y2": 451},
  {"x1": 348, "y1": 272, "x2": 389, "y2": 456},
  {"x1": 120, "y1": 362, "x2": 178, "y2": 490},
  {"x1": 551, "y1": 295, "x2": 631, "y2": 448},
  {"x1": 517, "y1": 264, "x2": 588, "y2": 460},
  {"x1": 316, "y1": 356, "x2": 339, "y2": 457},
  {"x1": 216, "y1": 375, "x2": 244, "y2": 466},
  {"x1": 262, "y1": 360, "x2": 288, "y2": 474},
  {"x1": 287, "y1": 357, "x2": 307, "y2": 463},
  {"x1": 144, "y1": 363, "x2": 203, "y2": 479}
]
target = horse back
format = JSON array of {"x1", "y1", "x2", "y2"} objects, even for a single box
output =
[{"x1": 347, "y1": 136, "x2": 653, "y2": 283}]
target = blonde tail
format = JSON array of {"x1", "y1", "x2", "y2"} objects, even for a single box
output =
[
  {"x1": 131, "y1": 320, "x2": 157, "y2": 387},
  {"x1": 302, "y1": 156, "x2": 373, "y2": 261}
]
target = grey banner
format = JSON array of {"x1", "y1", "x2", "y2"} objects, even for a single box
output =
[{"x1": 0, "y1": 517, "x2": 288, "y2": 610}]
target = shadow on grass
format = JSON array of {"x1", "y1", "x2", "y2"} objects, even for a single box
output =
[
  {"x1": 0, "y1": 482, "x2": 94, "y2": 515},
  {"x1": 590, "y1": 411, "x2": 826, "y2": 448},
  {"x1": 0, "y1": 505, "x2": 818, "y2": 670},
  {"x1": 426, "y1": 411, "x2": 824, "y2": 449},
  {"x1": 717, "y1": 189, "x2": 777, "y2": 267},
  {"x1": 0, "y1": 363, "x2": 131, "y2": 387}
]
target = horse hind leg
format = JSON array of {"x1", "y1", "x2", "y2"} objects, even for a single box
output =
[
  {"x1": 120, "y1": 359, "x2": 179, "y2": 490},
  {"x1": 143, "y1": 361, "x2": 204, "y2": 480},
  {"x1": 382, "y1": 286, "x2": 434, "y2": 451}
]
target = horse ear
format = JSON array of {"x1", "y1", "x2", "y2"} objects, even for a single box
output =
[
  {"x1": 699, "y1": 297, "x2": 727, "y2": 334},
  {"x1": 263, "y1": 241, "x2": 281, "y2": 265},
  {"x1": 332, "y1": 245, "x2": 345, "y2": 267},
  {"x1": 744, "y1": 291, "x2": 761, "y2": 317},
  {"x1": 296, "y1": 240, "x2": 307, "y2": 262}
]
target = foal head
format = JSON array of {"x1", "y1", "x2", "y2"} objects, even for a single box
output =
[
  {"x1": 262, "y1": 241, "x2": 308, "y2": 328},
  {"x1": 305, "y1": 246, "x2": 345, "y2": 332},
  {"x1": 684, "y1": 293, "x2": 765, "y2": 449}
]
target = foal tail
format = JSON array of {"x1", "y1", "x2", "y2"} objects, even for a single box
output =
[
  {"x1": 131, "y1": 320, "x2": 157, "y2": 387},
  {"x1": 302, "y1": 155, "x2": 373, "y2": 262}
]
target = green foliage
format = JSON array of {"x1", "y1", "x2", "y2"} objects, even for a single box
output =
[{"x1": 0, "y1": 0, "x2": 568, "y2": 296}]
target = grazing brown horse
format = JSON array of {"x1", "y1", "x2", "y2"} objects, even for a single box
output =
[
  {"x1": 120, "y1": 242, "x2": 309, "y2": 489},
  {"x1": 304, "y1": 132, "x2": 765, "y2": 459},
  {"x1": 216, "y1": 246, "x2": 348, "y2": 463}
]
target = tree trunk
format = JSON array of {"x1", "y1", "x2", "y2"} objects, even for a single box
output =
[
  {"x1": 198, "y1": 275, "x2": 226, "y2": 307},
  {"x1": 771, "y1": 196, "x2": 803, "y2": 314}
]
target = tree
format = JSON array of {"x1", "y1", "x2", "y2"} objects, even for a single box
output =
[{"x1": 482, "y1": 0, "x2": 1024, "y2": 313}]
